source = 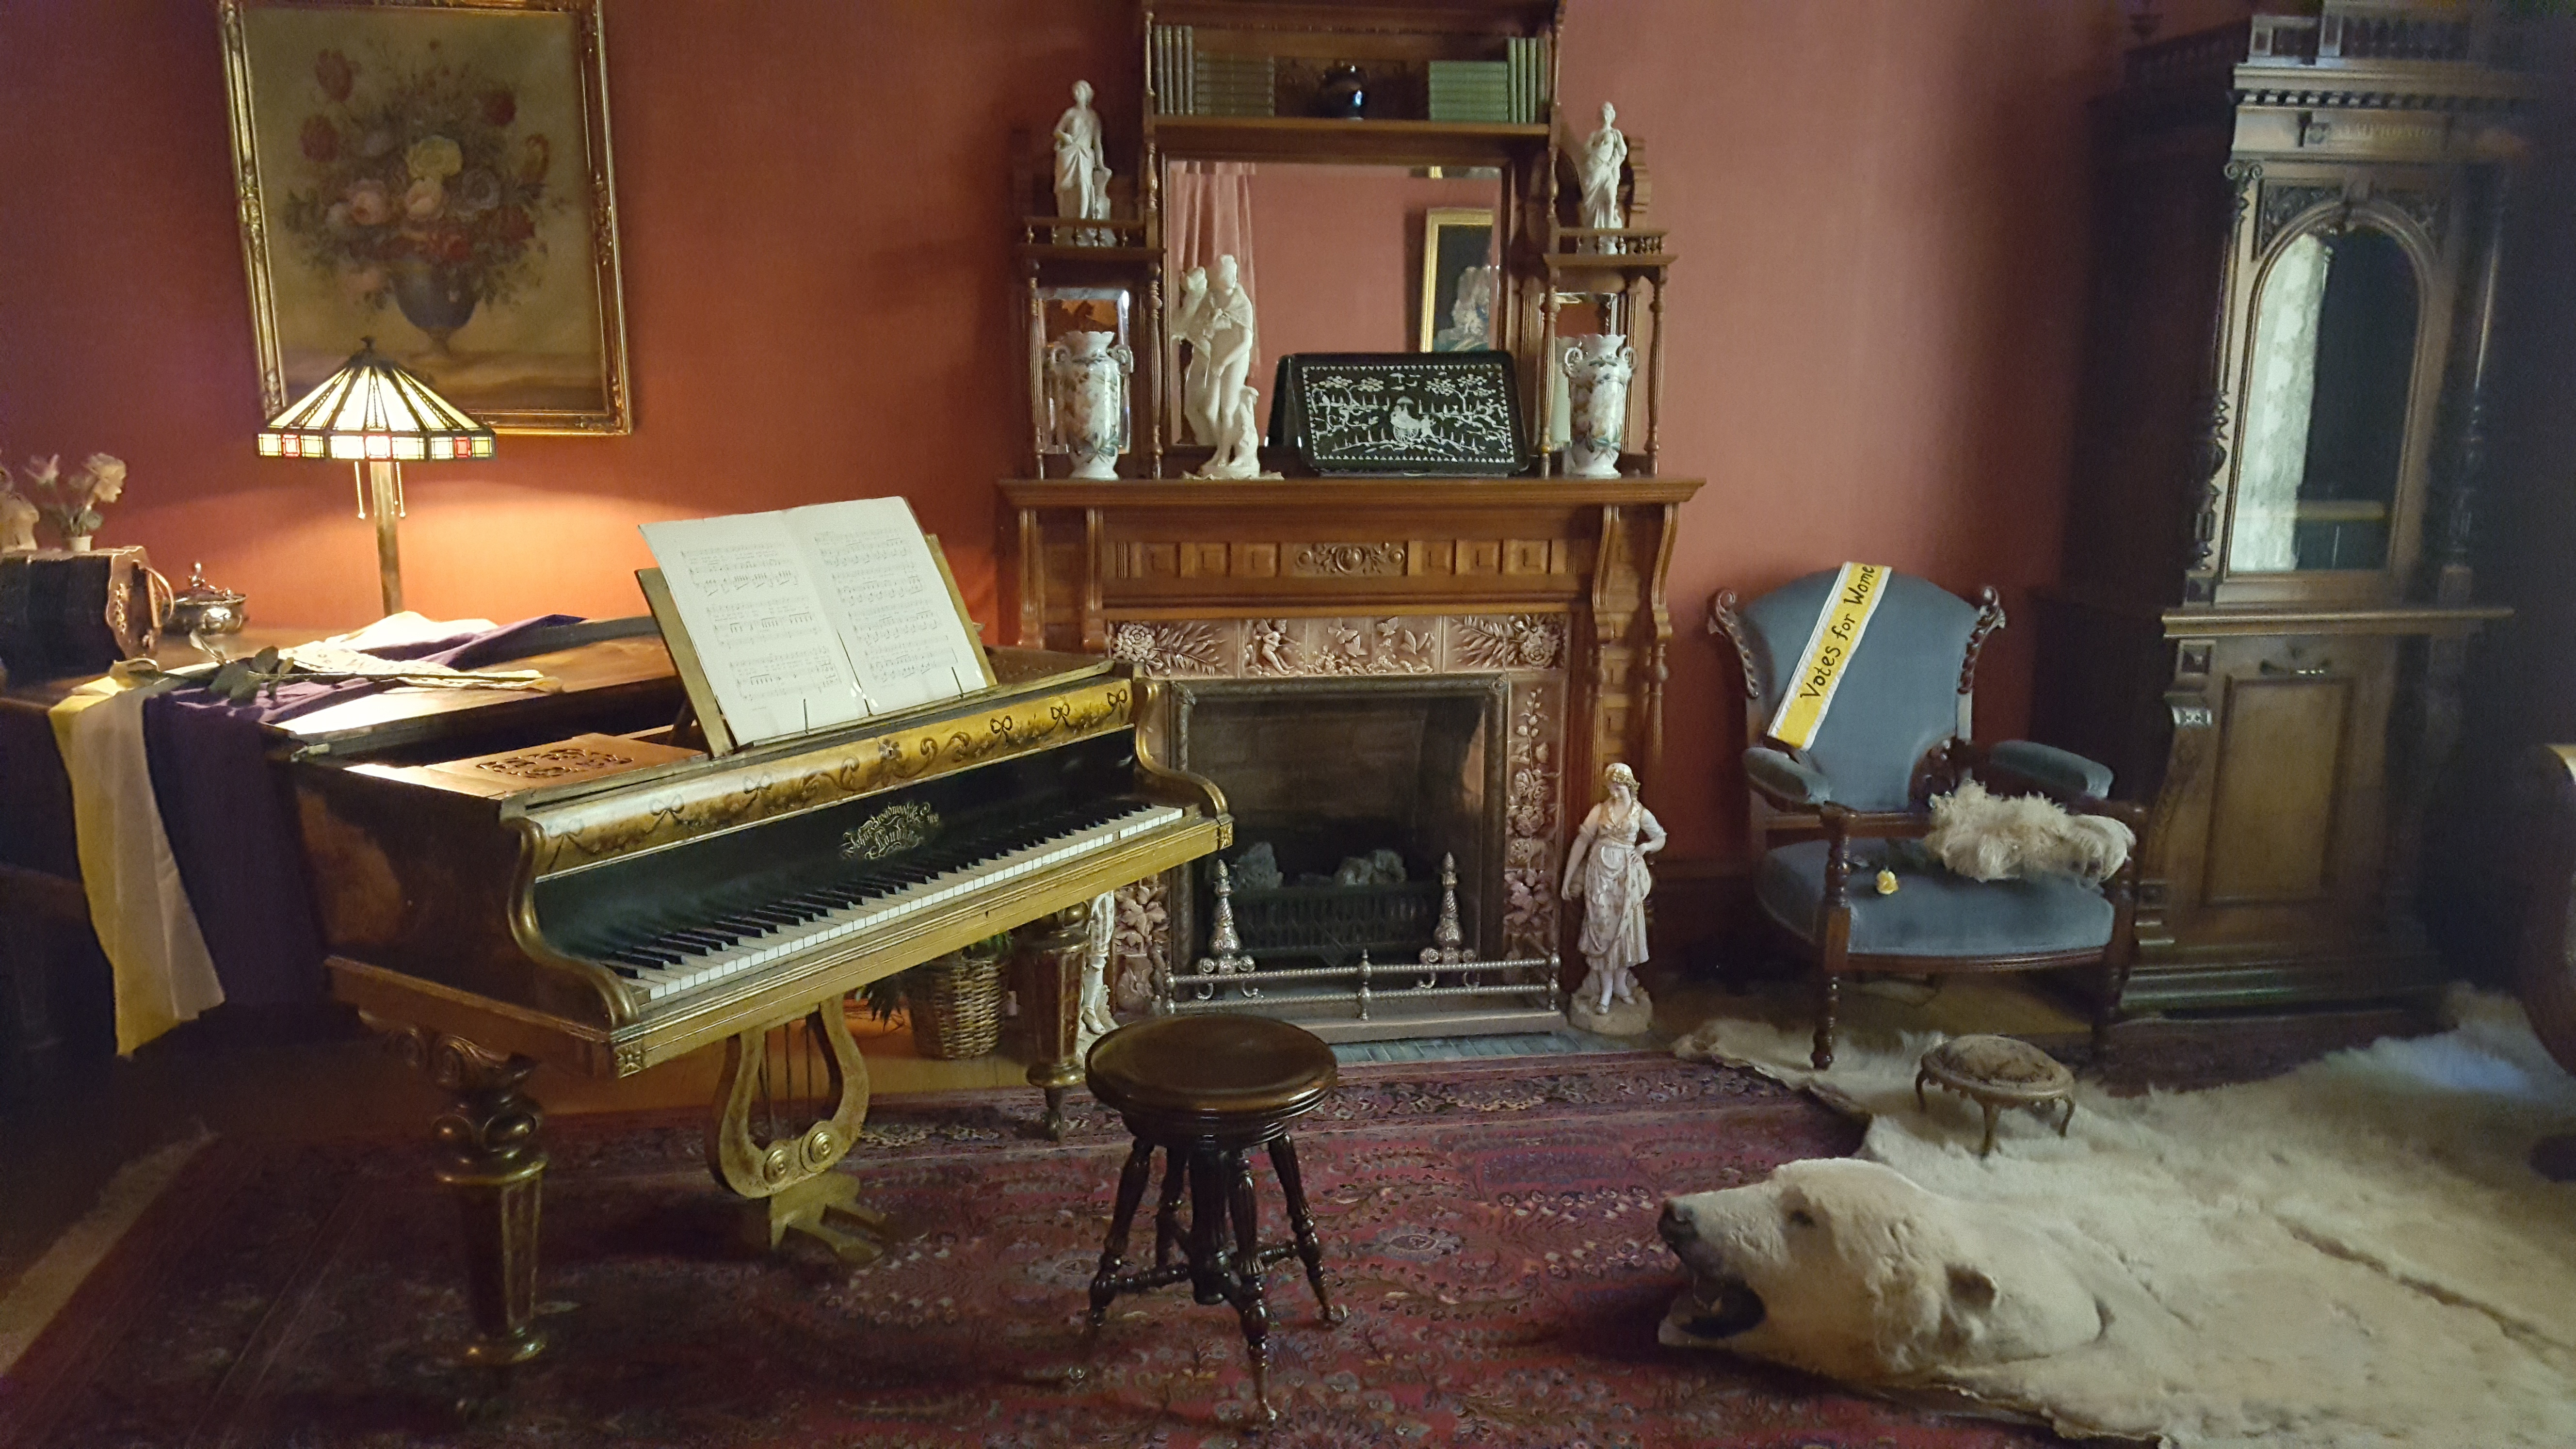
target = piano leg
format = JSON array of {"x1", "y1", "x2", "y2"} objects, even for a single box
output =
[
  {"x1": 368, "y1": 1017, "x2": 549, "y2": 1367},
  {"x1": 1021, "y1": 905, "x2": 1092, "y2": 1140}
]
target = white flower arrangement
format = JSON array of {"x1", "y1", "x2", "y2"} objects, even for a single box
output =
[{"x1": 1, "y1": 451, "x2": 127, "y2": 547}]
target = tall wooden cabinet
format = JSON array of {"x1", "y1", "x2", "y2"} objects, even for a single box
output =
[{"x1": 2035, "y1": 4, "x2": 2536, "y2": 1010}]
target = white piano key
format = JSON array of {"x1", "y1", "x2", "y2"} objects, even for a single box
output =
[{"x1": 625, "y1": 804, "x2": 1185, "y2": 1002}]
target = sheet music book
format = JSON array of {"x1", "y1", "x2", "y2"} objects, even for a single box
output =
[{"x1": 637, "y1": 498, "x2": 991, "y2": 750}]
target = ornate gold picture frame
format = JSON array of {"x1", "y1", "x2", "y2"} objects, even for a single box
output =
[
  {"x1": 1418, "y1": 207, "x2": 1496, "y2": 354},
  {"x1": 219, "y1": 0, "x2": 631, "y2": 434}
]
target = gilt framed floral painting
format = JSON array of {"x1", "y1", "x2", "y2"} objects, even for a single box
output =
[{"x1": 219, "y1": 0, "x2": 631, "y2": 433}]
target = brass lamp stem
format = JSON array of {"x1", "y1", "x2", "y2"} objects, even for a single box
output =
[{"x1": 356, "y1": 459, "x2": 405, "y2": 616}]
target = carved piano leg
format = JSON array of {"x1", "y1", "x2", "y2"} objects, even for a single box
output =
[
  {"x1": 365, "y1": 1014, "x2": 549, "y2": 1367},
  {"x1": 1021, "y1": 905, "x2": 1092, "y2": 1141},
  {"x1": 707, "y1": 998, "x2": 889, "y2": 1264}
]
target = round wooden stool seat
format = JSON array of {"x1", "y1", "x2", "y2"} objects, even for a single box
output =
[
  {"x1": 1085, "y1": 1013, "x2": 1338, "y2": 1129},
  {"x1": 1081, "y1": 1014, "x2": 1344, "y2": 1425},
  {"x1": 1914, "y1": 1034, "x2": 2076, "y2": 1157}
]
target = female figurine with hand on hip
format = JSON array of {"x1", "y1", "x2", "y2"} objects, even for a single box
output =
[{"x1": 1562, "y1": 761, "x2": 1665, "y2": 1028}]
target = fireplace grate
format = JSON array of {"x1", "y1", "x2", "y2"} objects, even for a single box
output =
[{"x1": 1229, "y1": 881, "x2": 1439, "y2": 965}]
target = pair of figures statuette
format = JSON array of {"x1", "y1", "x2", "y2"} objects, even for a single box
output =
[
  {"x1": 1563, "y1": 762, "x2": 1666, "y2": 1034},
  {"x1": 1175, "y1": 254, "x2": 1274, "y2": 480}
]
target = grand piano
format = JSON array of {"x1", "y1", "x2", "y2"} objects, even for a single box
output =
[{"x1": 274, "y1": 624, "x2": 1228, "y2": 1365}]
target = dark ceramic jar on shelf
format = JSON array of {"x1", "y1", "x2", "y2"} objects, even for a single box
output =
[{"x1": 1313, "y1": 64, "x2": 1366, "y2": 119}]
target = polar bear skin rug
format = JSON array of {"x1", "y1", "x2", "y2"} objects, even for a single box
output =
[
  {"x1": 1659, "y1": 1158, "x2": 2111, "y2": 1379},
  {"x1": 1667, "y1": 993, "x2": 2576, "y2": 1449}
]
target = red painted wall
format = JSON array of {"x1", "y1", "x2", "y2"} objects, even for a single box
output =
[{"x1": 0, "y1": 0, "x2": 2133, "y2": 865}]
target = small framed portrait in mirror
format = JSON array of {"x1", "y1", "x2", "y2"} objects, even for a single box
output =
[
  {"x1": 1418, "y1": 208, "x2": 1497, "y2": 353},
  {"x1": 1028, "y1": 286, "x2": 1132, "y2": 468}
]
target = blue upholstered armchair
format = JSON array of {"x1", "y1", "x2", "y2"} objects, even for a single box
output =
[{"x1": 1708, "y1": 570, "x2": 2141, "y2": 1069}]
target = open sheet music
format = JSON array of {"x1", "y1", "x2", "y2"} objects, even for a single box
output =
[{"x1": 640, "y1": 498, "x2": 988, "y2": 748}]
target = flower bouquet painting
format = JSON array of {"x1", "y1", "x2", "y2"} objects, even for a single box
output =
[{"x1": 222, "y1": 0, "x2": 629, "y2": 433}]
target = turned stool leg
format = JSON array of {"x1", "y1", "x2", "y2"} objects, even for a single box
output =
[
  {"x1": 1223, "y1": 1148, "x2": 1277, "y2": 1425},
  {"x1": 1151, "y1": 1146, "x2": 1189, "y2": 1270},
  {"x1": 1977, "y1": 1100, "x2": 2000, "y2": 1158},
  {"x1": 1267, "y1": 1135, "x2": 1343, "y2": 1323},
  {"x1": 1187, "y1": 1146, "x2": 1231, "y2": 1308},
  {"x1": 1088, "y1": 1138, "x2": 1156, "y2": 1330}
]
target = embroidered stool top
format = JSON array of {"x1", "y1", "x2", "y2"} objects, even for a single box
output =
[
  {"x1": 1086, "y1": 1014, "x2": 1337, "y2": 1131},
  {"x1": 1914, "y1": 1034, "x2": 2076, "y2": 1156}
]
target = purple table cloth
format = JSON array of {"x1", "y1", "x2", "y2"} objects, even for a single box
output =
[{"x1": 140, "y1": 616, "x2": 582, "y2": 1007}]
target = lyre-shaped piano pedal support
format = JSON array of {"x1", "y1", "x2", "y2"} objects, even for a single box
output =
[{"x1": 706, "y1": 997, "x2": 891, "y2": 1264}]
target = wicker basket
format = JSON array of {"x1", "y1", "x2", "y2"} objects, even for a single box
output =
[{"x1": 904, "y1": 949, "x2": 1007, "y2": 1060}]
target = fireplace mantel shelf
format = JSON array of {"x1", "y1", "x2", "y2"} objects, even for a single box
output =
[{"x1": 1001, "y1": 477, "x2": 1704, "y2": 508}]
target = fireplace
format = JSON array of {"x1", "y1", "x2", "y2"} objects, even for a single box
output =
[
  {"x1": 1000, "y1": 477, "x2": 1699, "y2": 1038},
  {"x1": 1170, "y1": 677, "x2": 1507, "y2": 974}
]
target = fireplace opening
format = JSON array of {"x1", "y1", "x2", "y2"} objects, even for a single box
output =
[{"x1": 1171, "y1": 677, "x2": 1508, "y2": 976}]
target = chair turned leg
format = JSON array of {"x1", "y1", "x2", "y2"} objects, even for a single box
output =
[
  {"x1": 1087, "y1": 1139, "x2": 1156, "y2": 1331},
  {"x1": 1151, "y1": 1147, "x2": 1189, "y2": 1270},
  {"x1": 2092, "y1": 958, "x2": 2130, "y2": 1063},
  {"x1": 1267, "y1": 1135, "x2": 1344, "y2": 1324},
  {"x1": 1812, "y1": 972, "x2": 1842, "y2": 1070},
  {"x1": 1223, "y1": 1149, "x2": 1277, "y2": 1426}
]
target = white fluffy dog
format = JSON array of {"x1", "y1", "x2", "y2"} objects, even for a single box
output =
[
  {"x1": 1658, "y1": 1159, "x2": 2106, "y2": 1380},
  {"x1": 1923, "y1": 778, "x2": 2131, "y2": 885}
]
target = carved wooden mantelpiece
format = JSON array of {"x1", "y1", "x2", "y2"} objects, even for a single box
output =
[
  {"x1": 1002, "y1": 476, "x2": 1700, "y2": 996},
  {"x1": 1003, "y1": 477, "x2": 1697, "y2": 791}
]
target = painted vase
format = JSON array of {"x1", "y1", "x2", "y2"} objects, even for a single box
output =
[
  {"x1": 1560, "y1": 334, "x2": 1636, "y2": 479},
  {"x1": 1047, "y1": 330, "x2": 1133, "y2": 480},
  {"x1": 390, "y1": 261, "x2": 477, "y2": 354}
]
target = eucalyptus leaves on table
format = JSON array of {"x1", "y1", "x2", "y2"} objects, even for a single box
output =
[{"x1": 114, "y1": 645, "x2": 546, "y2": 706}]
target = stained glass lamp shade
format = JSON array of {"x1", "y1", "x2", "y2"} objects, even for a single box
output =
[{"x1": 257, "y1": 339, "x2": 495, "y2": 615}]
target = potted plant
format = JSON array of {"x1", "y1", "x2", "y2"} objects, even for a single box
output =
[{"x1": 860, "y1": 931, "x2": 1017, "y2": 1061}]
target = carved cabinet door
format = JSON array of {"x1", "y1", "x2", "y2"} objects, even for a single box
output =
[{"x1": 2155, "y1": 632, "x2": 2400, "y2": 959}]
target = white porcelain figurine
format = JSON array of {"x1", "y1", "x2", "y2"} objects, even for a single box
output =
[
  {"x1": 0, "y1": 484, "x2": 35, "y2": 553},
  {"x1": 1579, "y1": 101, "x2": 1628, "y2": 239},
  {"x1": 1561, "y1": 333, "x2": 1636, "y2": 478},
  {"x1": 1562, "y1": 761, "x2": 1665, "y2": 1033},
  {"x1": 1177, "y1": 254, "x2": 1266, "y2": 477},
  {"x1": 1052, "y1": 80, "x2": 1112, "y2": 245},
  {"x1": 1076, "y1": 889, "x2": 1119, "y2": 1051},
  {"x1": 1047, "y1": 329, "x2": 1132, "y2": 479}
]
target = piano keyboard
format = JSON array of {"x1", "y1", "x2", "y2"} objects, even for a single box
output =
[{"x1": 587, "y1": 800, "x2": 1184, "y2": 1001}]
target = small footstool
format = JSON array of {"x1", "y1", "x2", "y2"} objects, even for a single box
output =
[
  {"x1": 1914, "y1": 1034, "x2": 2076, "y2": 1157},
  {"x1": 1084, "y1": 1014, "x2": 1347, "y2": 1424}
]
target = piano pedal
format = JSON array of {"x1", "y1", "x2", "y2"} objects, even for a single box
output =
[{"x1": 742, "y1": 1171, "x2": 898, "y2": 1266}]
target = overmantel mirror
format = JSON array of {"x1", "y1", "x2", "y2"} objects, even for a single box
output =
[
  {"x1": 2225, "y1": 205, "x2": 2438, "y2": 582},
  {"x1": 1155, "y1": 158, "x2": 1507, "y2": 449}
]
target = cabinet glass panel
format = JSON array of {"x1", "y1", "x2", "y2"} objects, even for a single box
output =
[{"x1": 2229, "y1": 227, "x2": 2418, "y2": 573}]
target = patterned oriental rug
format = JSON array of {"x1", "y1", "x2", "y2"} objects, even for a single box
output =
[{"x1": 0, "y1": 1052, "x2": 2086, "y2": 1449}]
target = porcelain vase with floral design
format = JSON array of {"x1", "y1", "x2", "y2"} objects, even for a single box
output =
[
  {"x1": 1561, "y1": 334, "x2": 1635, "y2": 479},
  {"x1": 1047, "y1": 330, "x2": 1132, "y2": 480}
]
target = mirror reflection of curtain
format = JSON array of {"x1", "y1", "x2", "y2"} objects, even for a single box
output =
[
  {"x1": 2231, "y1": 233, "x2": 2331, "y2": 573},
  {"x1": 1167, "y1": 161, "x2": 1257, "y2": 306}
]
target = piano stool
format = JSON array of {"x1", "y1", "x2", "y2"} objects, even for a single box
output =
[{"x1": 1082, "y1": 1014, "x2": 1348, "y2": 1425}]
